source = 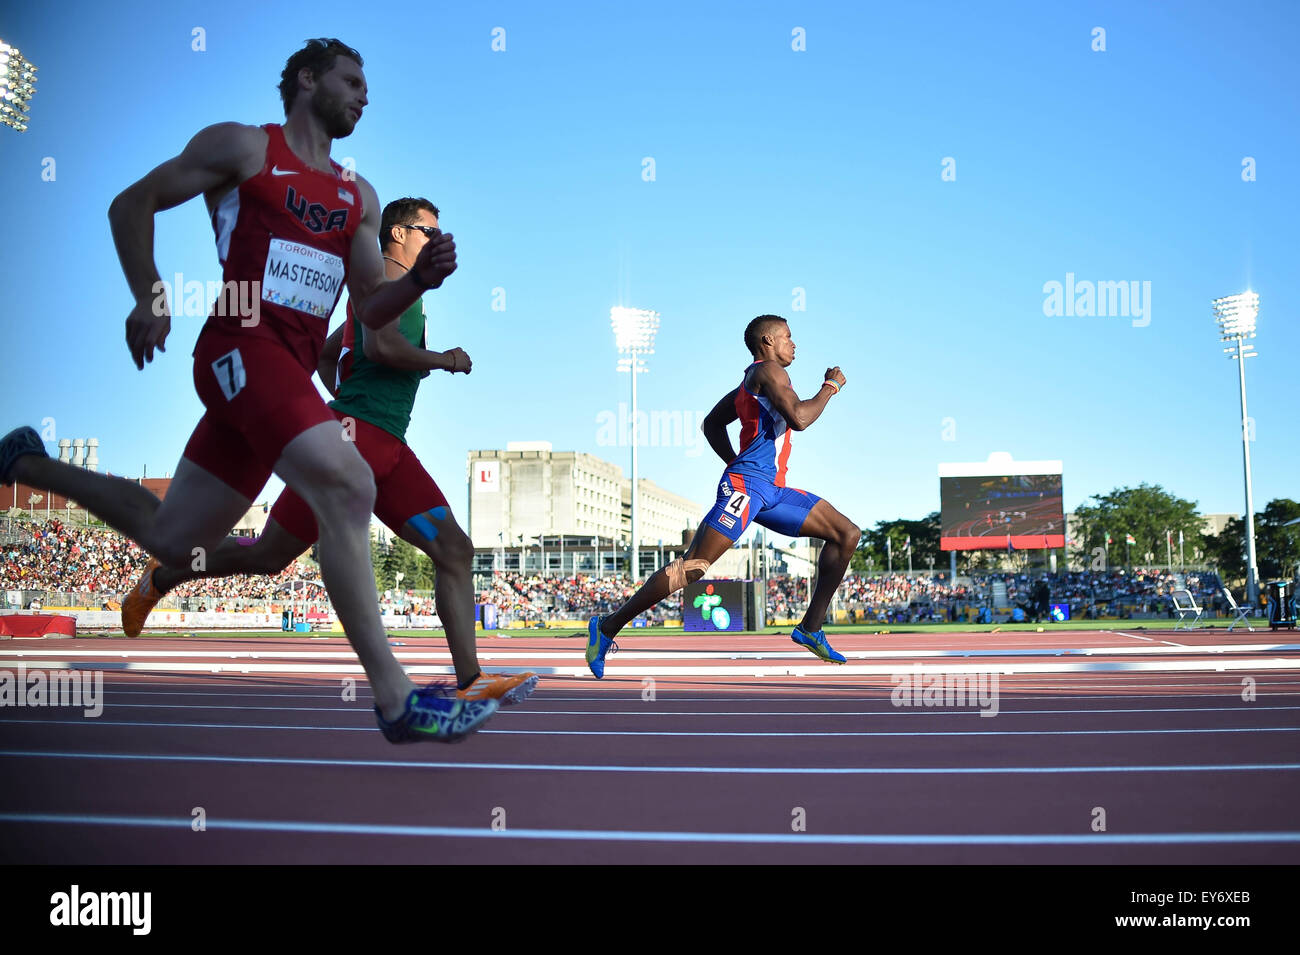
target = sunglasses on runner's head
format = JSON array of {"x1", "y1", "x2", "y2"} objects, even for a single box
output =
[{"x1": 402, "y1": 224, "x2": 440, "y2": 238}]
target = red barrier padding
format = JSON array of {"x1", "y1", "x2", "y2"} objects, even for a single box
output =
[{"x1": 0, "y1": 614, "x2": 77, "y2": 638}]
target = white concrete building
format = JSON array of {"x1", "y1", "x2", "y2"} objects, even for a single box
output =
[{"x1": 468, "y1": 443, "x2": 699, "y2": 552}]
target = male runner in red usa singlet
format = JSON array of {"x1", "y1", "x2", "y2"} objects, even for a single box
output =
[{"x1": 0, "y1": 39, "x2": 494, "y2": 743}]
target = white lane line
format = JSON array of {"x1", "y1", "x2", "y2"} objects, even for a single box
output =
[
  {"x1": 6, "y1": 659, "x2": 1300, "y2": 677},
  {"x1": 85, "y1": 686, "x2": 1300, "y2": 702},
  {"x1": 89, "y1": 702, "x2": 1300, "y2": 717},
  {"x1": 3, "y1": 750, "x2": 1299, "y2": 775},
  {"x1": 1, "y1": 812, "x2": 1296, "y2": 846},
  {"x1": 100, "y1": 704, "x2": 365, "y2": 713},
  {"x1": 1, "y1": 717, "x2": 1297, "y2": 737},
  {"x1": 5, "y1": 642, "x2": 1296, "y2": 660},
  {"x1": 487, "y1": 727, "x2": 1299, "y2": 738},
  {"x1": 1112, "y1": 631, "x2": 1157, "y2": 642}
]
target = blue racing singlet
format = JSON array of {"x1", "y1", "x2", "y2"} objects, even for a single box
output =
[{"x1": 728, "y1": 361, "x2": 792, "y2": 486}]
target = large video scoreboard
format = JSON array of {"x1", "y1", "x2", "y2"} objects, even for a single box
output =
[{"x1": 939, "y1": 457, "x2": 1065, "y2": 551}]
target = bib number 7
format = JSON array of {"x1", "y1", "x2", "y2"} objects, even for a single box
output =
[{"x1": 212, "y1": 348, "x2": 246, "y2": 401}]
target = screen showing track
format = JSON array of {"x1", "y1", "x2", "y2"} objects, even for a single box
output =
[{"x1": 940, "y1": 473, "x2": 1065, "y2": 550}]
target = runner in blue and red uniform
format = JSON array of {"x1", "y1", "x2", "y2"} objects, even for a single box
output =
[
  {"x1": 0, "y1": 39, "x2": 496, "y2": 743},
  {"x1": 583, "y1": 314, "x2": 862, "y2": 676}
]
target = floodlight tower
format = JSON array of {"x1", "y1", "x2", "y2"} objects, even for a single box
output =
[
  {"x1": 1213, "y1": 291, "x2": 1260, "y2": 606},
  {"x1": 611, "y1": 306, "x2": 660, "y2": 579},
  {"x1": 0, "y1": 40, "x2": 38, "y2": 133}
]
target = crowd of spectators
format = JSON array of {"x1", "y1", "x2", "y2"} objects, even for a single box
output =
[
  {"x1": 3, "y1": 520, "x2": 1242, "y2": 623},
  {"x1": 830, "y1": 569, "x2": 1228, "y2": 622},
  {"x1": 479, "y1": 568, "x2": 1228, "y2": 625},
  {"x1": 482, "y1": 572, "x2": 682, "y2": 625},
  {"x1": 834, "y1": 573, "x2": 991, "y2": 622},
  {"x1": 1, "y1": 519, "x2": 325, "y2": 611},
  {"x1": 995, "y1": 569, "x2": 1226, "y2": 615},
  {"x1": 3, "y1": 518, "x2": 142, "y2": 595},
  {"x1": 766, "y1": 577, "x2": 808, "y2": 619},
  {"x1": 379, "y1": 593, "x2": 437, "y2": 617}
]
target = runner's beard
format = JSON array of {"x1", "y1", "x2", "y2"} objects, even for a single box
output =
[{"x1": 311, "y1": 86, "x2": 356, "y2": 139}]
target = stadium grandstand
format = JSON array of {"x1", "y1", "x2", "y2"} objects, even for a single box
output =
[
  {"x1": 2, "y1": 514, "x2": 1233, "y2": 629},
  {"x1": 1, "y1": 516, "x2": 325, "y2": 614}
]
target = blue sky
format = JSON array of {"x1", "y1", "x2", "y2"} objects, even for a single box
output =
[{"x1": 1, "y1": 0, "x2": 1296, "y2": 536}]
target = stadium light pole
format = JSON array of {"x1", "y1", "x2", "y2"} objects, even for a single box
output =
[
  {"x1": 0, "y1": 40, "x2": 37, "y2": 133},
  {"x1": 1287, "y1": 517, "x2": 1300, "y2": 580},
  {"x1": 1213, "y1": 291, "x2": 1261, "y2": 607},
  {"x1": 611, "y1": 306, "x2": 660, "y2": 580}
]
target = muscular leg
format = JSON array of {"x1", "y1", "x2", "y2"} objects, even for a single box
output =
[
  {"x1": 274, "y1": 421, "x2": 411, "y2": 719},
  {"x1": 13, "y1": 456, "x2": 163, "y2": 536},
  {"x1": 793, "y1": 498, "x2": 862, "y2": 632},
  {"x1": 398, "y1": 507, "x2": 479, "y2": 686},
  {"x1": 152, "y1": 519, "x2": 309, "y2": 594},
  {"x1": 14, "y1": 454, "x2": 250, "y2": 569},
  {"x1": 600, "y1": 525, "x2": 735, "y2": 639}
]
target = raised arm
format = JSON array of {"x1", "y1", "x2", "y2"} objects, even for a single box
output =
[
  {"x1": 701, "y1": 387, "x2": 741, "y2": 464},
  {"x1": 752, "y1": 362, "x2": 845, "y2": 432},
  {"x1": 111, "y1": 122, "x2": 267, "y2": 368},
  {"x1": 346, "y1": 177, "x2": 459, "y2": 330}
]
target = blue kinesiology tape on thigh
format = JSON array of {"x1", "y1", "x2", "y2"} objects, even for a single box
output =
[
  {"x1": 409, "y1": 512, "x2": 439, "y2": 541},
  {"x1": 408, "y1": 507, "x2": 448, "y2": 541}
]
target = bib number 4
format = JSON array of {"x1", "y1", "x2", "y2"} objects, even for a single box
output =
[{"x1": 725, "y1": 490, "x2": 750, "y2": 518}]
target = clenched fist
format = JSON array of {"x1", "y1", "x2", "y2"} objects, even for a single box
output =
[
  {"x1": 442, "y1": 347, "x2": 472, "y2": 374},
  {"x1": 411, "y1": 231, "x2": 457, "y2": 290}
]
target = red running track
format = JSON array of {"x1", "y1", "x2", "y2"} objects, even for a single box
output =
[{"x1": 1, "y1": 627, "x2": 1298, "y2": 863}]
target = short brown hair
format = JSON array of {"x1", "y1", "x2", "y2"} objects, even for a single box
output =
[
  {"x1": 279, "y1": 38, "x2": 364, "y2": 117},
  {"x1": 380, "y1": 197, "x2": 441, "y2": 249}
]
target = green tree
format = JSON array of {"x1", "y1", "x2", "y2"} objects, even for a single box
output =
[
  {"x1": 1071, "y1": 484, "x2": 1203, "y2": 570},
  {"x1": 1207, "y1": 499, "x2": 1300, "y2": 582},
  {"x1": 852, "y1": 512, "x2": 941, "y2": 573},
  {"x1": 1205, "y1": 516, "x2": 1244, "y2": 580},
  {"x1": 370, "y1": 530, "x2": 400, "y2": 593},
  {"x1": 374, "y1": 536, "x2": 435, "y2": 594},
  {"x1": 849, "y1": 532, "x2": 871, "y2": 573},
  {"x1": 368, "y1": 532, "x2": 384, "y2": 582},
  {"x1": 397, "y1": 537, "x2": 435, "y2": 591}
]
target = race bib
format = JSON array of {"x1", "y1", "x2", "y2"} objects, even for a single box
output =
[
  {"x1": 211, "y1": 348, "x2": 246, "y2": 401},
  {"x1": 724, "y1": 490, "x2": 750, "y2": 518},
  {"x1": 261, "y1": 238, "x2": 345, "y2": 318}
]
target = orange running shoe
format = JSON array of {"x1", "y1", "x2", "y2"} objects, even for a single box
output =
[
  {"x1": 122, "y1": 557, "x2": 164, "y2": 638},
  {"x1": 458, "y1": 671, "x2": 539, "y2": 706}
]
